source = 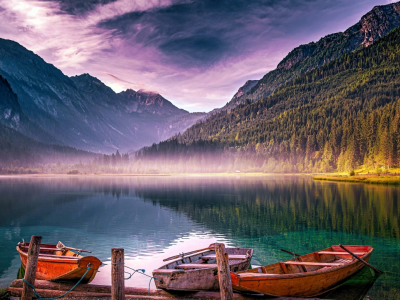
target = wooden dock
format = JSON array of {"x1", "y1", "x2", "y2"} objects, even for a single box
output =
[
  {"x1": 8, "y1": 236, "x2": 331, "y2": 300},
  {"x1": 8, "y1": 280, "x2": 329, "y2": 299}
]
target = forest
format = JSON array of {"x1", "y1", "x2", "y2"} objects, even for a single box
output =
[{"x1": 134, "y1": 25, "x2": 400, "y2": 173}]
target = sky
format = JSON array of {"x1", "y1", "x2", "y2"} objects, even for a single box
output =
[{"x1": 0, "y1": 0, "x2": 397, "y2": 112}]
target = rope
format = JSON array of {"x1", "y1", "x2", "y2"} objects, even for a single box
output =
[
  {"x1": 111, "y1": 262, "x2": 161, "y2": 294},
  {"x1": 23, "y1": 263, "x2": 92, "y2": 300}
]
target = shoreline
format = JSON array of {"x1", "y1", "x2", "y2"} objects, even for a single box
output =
[
  {"x1": 0, "y1": 172, "x2": 313, "y2": 178},
  {"x1": 313, "y1": 175, "x2": 400, "y2": 185}
]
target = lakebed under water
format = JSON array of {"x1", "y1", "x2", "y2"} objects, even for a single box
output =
[{"x1": 0, "y1": 175, "x2": 399, "y2": 299}]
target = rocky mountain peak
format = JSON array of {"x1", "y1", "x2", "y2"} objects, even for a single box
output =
[
  {"x1": 118, "y1": 88, "x2": 187, "y2": 116},
  {"x1": 123, "y1": 88, "x2": 137, "y2": 95},
  {"x1": 277, "y1": 1, "x2": 400, "y2": 71},
  {"x1": 227, "y1": 0, "x2": 400, "y2": 109},
  {"x1": 137, "y1": 89, "x2": 159, "y2": 96},
  {"x1": 232, "y1": 80, "x2": 258, "y2": 100},
  {"x1": 359, "y1": 2, "x2": 400, "y2": 47}
]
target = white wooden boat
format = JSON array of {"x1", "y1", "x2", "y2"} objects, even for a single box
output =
[{"x1": 153, "y1": 244, "x2": 253, "y2": 291}]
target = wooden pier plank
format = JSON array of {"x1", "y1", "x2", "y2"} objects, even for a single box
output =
[
  {"x1": 21, "y1": 235, "x2": 42, "y2": 300},
  {"x1": 8, "y1": 280, "x2": 332, "y2": 299}
]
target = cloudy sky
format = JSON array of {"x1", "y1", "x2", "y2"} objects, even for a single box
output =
[{"x1": 0, "y1": 0, "x2": 396, "y2": 112}]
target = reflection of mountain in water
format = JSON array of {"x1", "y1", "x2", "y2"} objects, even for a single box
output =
[
  {"x1": 131, "y1": 176, "x2": 400, "y2": 240},
  {"x1": 1, "y1": 176, "x2": 399, "y2": 298},
  {"x1": 0, "y1": 177, "x2": 210, "y2": 282}
]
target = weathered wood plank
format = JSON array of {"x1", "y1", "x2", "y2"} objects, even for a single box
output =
[
  {"x1": 175, "y1": 264, "x2": 218, "y2": 269},
  {"x1": 111, "y1": 248, "x2": 125, "y2": 300},
  {"x1": 284, "y1": 262, "x2": 343, "y2": 266},
  {"x1": 215, "y1": 243, "x2": 233, "y2": 300},
  {"x1": 21, "y1": 235, "x2": 42, "y2": 300},
  {"x1": 317, "y1": 251, "x2": 364, "y2": 255},
  {"x1": 201, "y1": 255, "x2": 247, "y2": 260},
  {"x1": 8, "y1": 280, "x2": 332, "y2": 299}
]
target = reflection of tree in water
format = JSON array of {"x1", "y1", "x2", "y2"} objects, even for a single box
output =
[
  {"x1": 1, "y1": 176, "x2": 399, "y2": 298},
  {"x1": 1, "y1": 176, "x2": 399, "y2": 241},
  {"x1": 131, "y1": 176, "x2": 400, "y2": 299},
  {"x1": 133, "y1": 177, "x2": 400, "y2": 240}
]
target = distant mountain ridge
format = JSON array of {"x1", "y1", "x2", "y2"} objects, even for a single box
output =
[
  {"x1": 223, "y1": 1, "x2": 400, "y2": 109},
  {"x1": 118, "y1": 88, "x2": 188, "y2": 116},
  {"x1": 0, "y1": 41, "x2": 206, "y2": 154}
]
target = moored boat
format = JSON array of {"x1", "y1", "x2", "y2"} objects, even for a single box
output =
[
  {"x1": 153, "y1": 244, "x2": 253, "y2": 291},
  {"x1": 230, "y1": 245, "x2": 374, "y2": 297},
  {"x1": 17, "y1": 241, "x2": 102, "y2": 283}
]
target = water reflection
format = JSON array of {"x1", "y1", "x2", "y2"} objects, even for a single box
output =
[{"x1": 0, "y1": 175, "x2": 399, "y2": 299}]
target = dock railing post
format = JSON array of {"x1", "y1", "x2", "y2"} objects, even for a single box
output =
[
  {"x1": 21, "y1": 235, "x2": 42, "y2": 300},
  {"x1": 111, "y1": 248, "x2": 125, "y2": 300},
  {"x1": 215, "y1": 243, "x2": 234, "y2": 300}
]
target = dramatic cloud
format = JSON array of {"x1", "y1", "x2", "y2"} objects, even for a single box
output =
[{"x1": 0, "y1": 0, "x2": 392, "y2": 111}]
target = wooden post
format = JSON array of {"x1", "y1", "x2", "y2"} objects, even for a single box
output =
[
  {"x1": 21, "y1": 235, "x2": 42, "y2": 300},
  {"x1": 111, "y1": 248, "x2": 125, "y2": 300},
  {"x1": 215, "y1": 243, "x2": 233, "y2": 300}
]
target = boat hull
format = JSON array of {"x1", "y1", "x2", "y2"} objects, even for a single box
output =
[
  {"x1": 17, "y1": 243, "x2": 101, "y2": 283},
  {"x1": 231, "y1": 245, "x2": 374, "y2": 297},
  {"x1": 154, "y1": 247, "x2": 253, "y2": 291}
]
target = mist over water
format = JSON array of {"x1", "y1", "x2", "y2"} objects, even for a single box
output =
[{"x1": 0, "y1": 175, "x2": 399, "y2": 298}]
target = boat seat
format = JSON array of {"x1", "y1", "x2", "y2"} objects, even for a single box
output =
[
  {"x1": 21, "y1": 246, "x2": 58, "y2": 251},
  {"x1": 201, "y1": 254, "x2": 247, "y2": 260},
  {"x1": 317, "y1": 251, "x2": 365, "y2": 255},
  {"x1": 283, "y1": 261, "x2": 344, "y2": 267},
  {"x1": 36, "y1": 254, "x2": 80, "y2": 259},
  {"x1": 175, "y1": 264, "x2": 218, "y2": 269}
]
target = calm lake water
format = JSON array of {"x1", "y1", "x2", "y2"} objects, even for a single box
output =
[{"x1": 0, "y1": 175, "x2": 399, "y2": 299}]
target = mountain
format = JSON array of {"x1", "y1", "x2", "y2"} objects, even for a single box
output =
[
  {"x1": 0, "y1": 41, "x2": 205, "y2": 153},
  {"x1": 135, "y1": 17, "x2": 400, "y2": 173},
  {"x1": 0, "y1": 75, "x2": 60, "y2": 144},
  {"x1": 118, "y1": 89, "x2": 188, "y2": 116},
  {"x1": 0, "y1": 75, "x2": 21, "y2": 130},
  {"x1": 226, "y1": 1, "x2": 400, "y2": 109},
  {"x1": 210, "y1": 80, "x2": 258, "y2": 114},
  {"x1": 0, "y1": 75, "x2": 95, "y2": 167},
  {"x1": 70, "y1": 74, "x2": 207, "y2": 148},
  {"x1": 0, "y1": 121, "x2": 95, "y2": 167}
]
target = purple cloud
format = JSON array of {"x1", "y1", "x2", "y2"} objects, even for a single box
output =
[{"x1": 0, "y1": 0, "x2": 391, "y2": 112}]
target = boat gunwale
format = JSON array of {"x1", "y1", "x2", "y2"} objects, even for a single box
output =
[
  {"x1": 16, "y1": 242, "x2": 102, "y2": 283},
  {"x1": 155, "y1": 247, "x2": 253, "y2": 273},
  {"x1": 16, "y1": 243, "x2": 82, "y2": 263},
  {"x1": 236, "y1": 245, "x2": 373, "y2": 281}
]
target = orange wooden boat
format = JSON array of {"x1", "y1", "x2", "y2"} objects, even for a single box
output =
[
  {"x1": 230, "y1": 245, "x2": 374, "y2": 297},
  {"x1": 17, "y1": 241, "x2": 102, "y2": 283}
]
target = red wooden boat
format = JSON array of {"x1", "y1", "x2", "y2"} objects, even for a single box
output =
[
  {"x1": 17, "y1": 241, "x2": 102, "y2": 283},
  {"x1": 230, "y1": 245, "x2": 374, "y2": 297}
]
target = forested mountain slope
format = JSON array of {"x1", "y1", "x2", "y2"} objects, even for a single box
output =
[
  {"x1": 223, "y1": 1, "x2": 400, "y2": 111},
  {"x1": 0, "y1": 122, "x2": 95, "y2": 167},
  {"x1": 136, "y1": 24, "x2": 400, "y2": 173}
]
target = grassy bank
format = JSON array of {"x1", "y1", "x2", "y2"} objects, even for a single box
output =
[
  {"x1": 0, "y1": 288, "x2": 10, "y2": 300},
  {"x1": 313, "y1": 175, "x2": 400, "y2": 185}
]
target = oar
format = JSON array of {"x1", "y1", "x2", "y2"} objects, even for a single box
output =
[
  {"x1": 163, "y1": 243, "x2": 217, "y2": 262},
  {"x1": 56, "y1": 241, "x2": 92, "y2": 253},
  {"x1": 280, "y1": 248, "x2": 301, "y2": 257},
  {"x1": 339, "y1": 244, "x2": 383, "y2": 274},
  {"x1": 62, "y1": 246, "x2": 92, "y2": 253}
]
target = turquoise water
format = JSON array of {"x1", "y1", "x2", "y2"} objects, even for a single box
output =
[{"x1": 0, "y1": 175, "x2": 399, "y2": 299}]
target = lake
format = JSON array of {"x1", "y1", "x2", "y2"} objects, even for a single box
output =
[{"x1": 0, "y1": 175, "x2": 399, "y2": 299}]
